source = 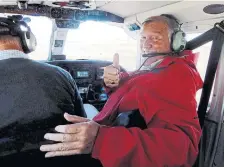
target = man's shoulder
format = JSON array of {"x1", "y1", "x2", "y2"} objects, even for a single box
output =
[
  {"x1": 25, "y1": 59, "x2": 74, "y2": 84},
  {"x1": 31, "y1": 60, "x2": 70, "y2": 74},
  {"x1": 155, "y1": 57, "x2": 197, "y2": 73},
  {"x1": 169, "y1": 57, "x2": 198, "y2": 74},
  {"x1": 162, "y1": 57, "x2": 203, "y2": 89}
]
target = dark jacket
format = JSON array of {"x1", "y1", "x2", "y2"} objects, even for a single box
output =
[{"x1": 0, "y1": 57, "x2": 89, "y2": 166}]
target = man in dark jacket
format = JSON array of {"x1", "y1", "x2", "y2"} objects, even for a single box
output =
[
  {"x1": 0, "y1": 16, "x2": 86, "y2": 165},
  {"x1": 41, "y1": 15, "x2": 203, "y2": 167}
]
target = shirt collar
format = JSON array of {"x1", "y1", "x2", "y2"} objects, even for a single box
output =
[
  {"x1": 0, "y1": 50, "x2": 29, "y2": 61},
  {"x1": 140, "y1": 58, "x2": 164, "y2": 71}
]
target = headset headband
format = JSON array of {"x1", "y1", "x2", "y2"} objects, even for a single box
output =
[{"x1": 0, "y1": 16, "x2": 30, "y2": 36}]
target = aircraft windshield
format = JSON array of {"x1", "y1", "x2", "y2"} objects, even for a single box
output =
[
  {"x1": 25, "y1": 16, "x2": 137, "y2": 71},
  {"x1": 63, "y1": 21, "x2": 137, "y2": 71}
]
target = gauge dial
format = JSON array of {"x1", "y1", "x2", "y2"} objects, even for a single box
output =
[
  {"x1": 75, "y1": 10, "x2": 87, "y2": 21},
  {"x1": 37, "y1": 6, "x2": 47, "y2": 14},
  {"x1": 62, "y1": 9, "x2": 74, "y2": 19},
  {"x1": 51, "y1": 8, "x2": 62, "y2": 19}
]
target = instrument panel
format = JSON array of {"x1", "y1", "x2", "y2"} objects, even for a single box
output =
[
  {"x1": 0, "y1": 4, "x2": 124, "y2": 26},
  {"x1": 62, "y1": 9, "x2": 74, "y2": 20},
  {"x1": 46, "y1": 60, "x2": 125, "y2": 111},
  {"x1": 51, "y1": 7, "x2": 62, "y2": 18}
]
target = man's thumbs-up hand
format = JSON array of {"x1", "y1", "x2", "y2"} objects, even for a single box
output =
[
  {"x1": 103, "y1": 53, "x2": 120, "y2": 88},
  {"x1": 113, "y1": 53, "x2": 120, "y2": 69}
]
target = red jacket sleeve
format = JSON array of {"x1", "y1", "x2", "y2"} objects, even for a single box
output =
[{"x1": 92, "y1": 61, "x2": 203, "y2": 167}]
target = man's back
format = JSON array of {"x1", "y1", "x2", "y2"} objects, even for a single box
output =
[{"x1": 0, "y1": 57, "x2": 88, "y2": 164}]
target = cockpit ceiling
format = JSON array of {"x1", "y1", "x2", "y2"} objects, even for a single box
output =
[
  {"x1": 0, "y1": 1, "x2": 180, "y2": 18},
  {"x1": 0, "y1": 1, "x2": 223, "y2": 27},
  {"x1": 96, "y1": 1, "x2": 181, "y2": 18}
]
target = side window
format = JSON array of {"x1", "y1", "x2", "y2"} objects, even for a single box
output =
[{"x1": 186, "y1": 33, "x2": 213, "y2": 108}]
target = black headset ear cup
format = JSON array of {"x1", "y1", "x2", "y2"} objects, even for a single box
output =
[
  {"x1": 19, "y1": 31, "x2": 29, "y2": 53},
  {"x1": 19, "y1": 29, "x2": 36, "y2": 54},
  {"x1": 26, "y1": 31, "x2": 30, "y2": 39},
  {"x1": 4, "y1": 18, "x2": 36, "y2": 54},
  {"x1": 0, "y1": 17, "x2": 36, "y2": 53}
]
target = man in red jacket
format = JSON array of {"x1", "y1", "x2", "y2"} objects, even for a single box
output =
[{"x1": 40, "y1": 14, "x2": 203, "y2": 167}]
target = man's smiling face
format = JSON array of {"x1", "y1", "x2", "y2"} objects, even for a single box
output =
[{"x1": 140, "y1": 18, "x2": 171, "y2": 55}]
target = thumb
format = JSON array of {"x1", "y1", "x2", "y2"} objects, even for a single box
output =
[
  {"x1": 113, "y1": 53, "x2": 120, "y2": 69},
  {"x1": 64, "y1": 113, "x2": 89, "y2": 123}
]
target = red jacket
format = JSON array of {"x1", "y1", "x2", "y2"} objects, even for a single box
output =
[{"x1": 92, "y1": 51, "x2": 203, "y2": 167}]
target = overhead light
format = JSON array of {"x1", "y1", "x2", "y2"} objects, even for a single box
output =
[{"x1": 203, "y1": 4, "x2": 224, "y2": 14}]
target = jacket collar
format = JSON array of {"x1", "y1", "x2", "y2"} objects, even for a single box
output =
[{"x1": 156, "y1": 50, "x2": 199, "y2": 69}]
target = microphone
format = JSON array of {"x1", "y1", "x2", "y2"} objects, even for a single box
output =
[{"x1": 142, "y1": 52, "x2": 176, "y2": 57}]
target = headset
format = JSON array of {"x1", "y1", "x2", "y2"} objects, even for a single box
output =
[
  {"x1": 0, "y1": 15, "x2": 36, "y2": 53},
  {"x1": 142, "y1": 14, "x2": 187, "y2": 58}
]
